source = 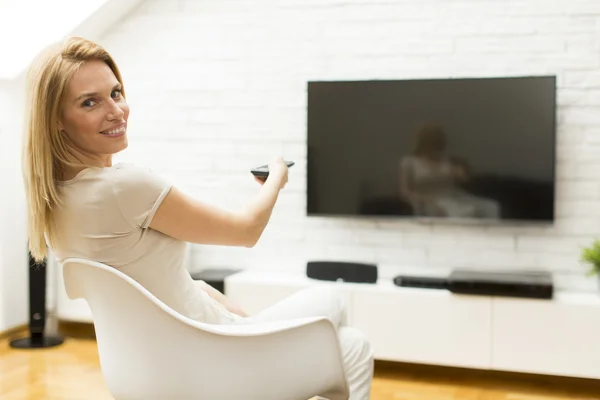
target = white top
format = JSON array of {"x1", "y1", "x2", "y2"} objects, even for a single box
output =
[
  {"x1": 51, "y1": 163, "x2": 243, "y2": 325},
  {"x1": 401, "y1": 155, "x2": 460, "y2": 196}
]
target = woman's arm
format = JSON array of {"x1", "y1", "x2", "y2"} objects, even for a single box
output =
[
  {"x1": 149, "y1": 157, "x2": 289, "y2": 248},
  {"x1": 399, "y1": 159, "x2": 432, "y2": 203},
  {"x1": 149, "y1": 158, "x2": 288, "y2": 318}
]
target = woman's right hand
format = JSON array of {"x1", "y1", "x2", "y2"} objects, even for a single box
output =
[
  {"x1": 151, "y1": 156, "x2": 290, "y2": 249},
  {"x1": 265, "y1": 157, "x2": 288, "y2": 189}
]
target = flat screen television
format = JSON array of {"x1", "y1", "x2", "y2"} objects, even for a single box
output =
[{"x1": 306, "y1": 76, "x2": 557, "y2": 223}]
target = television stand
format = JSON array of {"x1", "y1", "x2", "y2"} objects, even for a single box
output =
[{"x1": 224, "y1": 269, "x2": 600, "y2": 380}]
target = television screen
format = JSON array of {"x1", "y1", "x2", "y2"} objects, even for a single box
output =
[{"x1": 307, "y1": 76, "x2": 556, "y2": 223}]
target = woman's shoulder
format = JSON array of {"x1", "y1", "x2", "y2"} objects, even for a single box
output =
[
  {"x1": 59, "y1": 162, "x2": 171, "y2": 204},
  {"x1": 400, "y1": 154, "x2": 420, "y2": 167},
  {"x1": 110, "y1": 162, "x2": 164, "y2": 181},
  {"x1": 109, "y1": 163, "x2": 173, "y2": 229},
  {"x1": 111, "y1": 162, "x2": 152, "y2": 174},
  {"x1": 109, "y1": 163, "x2": 170, "y2": 191},
  {"x1": 58, "y1": 163, "x2": 154, "y2": 184}
]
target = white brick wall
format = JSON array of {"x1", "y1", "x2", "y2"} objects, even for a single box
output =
[
  {"x1": 100, "y1": 0, "x2": 600, "y2": 292},
  {"x1": 0, "y1": 78, "x2": 28, "y2": 332}
]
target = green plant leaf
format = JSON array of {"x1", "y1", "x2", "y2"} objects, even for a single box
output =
[{"x1": 580, "y1": 239, "x2": 600, "y2": 276}]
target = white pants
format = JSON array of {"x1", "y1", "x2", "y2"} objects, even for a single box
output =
[{"x1": 241, "y1": 285, "x2": 374, "y2": 400}]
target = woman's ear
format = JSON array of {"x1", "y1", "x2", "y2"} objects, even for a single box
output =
[{"x1": 58, "y1": 120, "x2": 64, "y2": 132}]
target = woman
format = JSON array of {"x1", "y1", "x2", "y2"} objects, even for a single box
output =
[
  {"x1": 22, "y1": 36, "x2": 373, "y2": 399},
  {"x1": 399, "y1": 124, "x2": 500, "y2": 219}
]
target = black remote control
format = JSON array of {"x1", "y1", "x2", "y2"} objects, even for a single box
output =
[{"x1": 251, "y1": 161, "x2": 295, "y2": 178}]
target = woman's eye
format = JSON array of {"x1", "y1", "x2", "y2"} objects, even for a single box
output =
[
  {"x1": 82, "y1": 99, "x2": 96, "y2": 108},
  {"x1": 111, "y1": 89, "x2": 122, "y2": 99}
]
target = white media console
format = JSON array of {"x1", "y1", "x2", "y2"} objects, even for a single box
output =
[
  {"x1": 53, "y1": 255, "x2": 600, "y2": 381},
  {"x1": 225, "y1": 270, "x2": 600, "y2": 381}
]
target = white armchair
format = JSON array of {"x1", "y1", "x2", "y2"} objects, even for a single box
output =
[{"x1": 62, "y1": 258, "x2": 350, "y2": 400}]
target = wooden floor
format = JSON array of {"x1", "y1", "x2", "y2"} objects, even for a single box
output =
[{"x1": 1, "y1": 323, "x2": 599, "y2": 400}]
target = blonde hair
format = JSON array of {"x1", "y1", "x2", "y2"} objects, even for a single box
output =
[{"x1": 22, "y1": 36, "x2": 125, "y2": 263}]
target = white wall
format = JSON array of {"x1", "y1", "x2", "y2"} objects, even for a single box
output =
[
  {"x1": 99, "y1": 0, "x2": 600, "y2": 292},
  {"x1": 0, "y1": 82, "x2": 6, "y2": 330},
  {"x1": 0, "y1": 77, "x2": 28, "y2": 332},
  {"x1": 0, "y1": 0, "x2": 108, "y2": 80}
]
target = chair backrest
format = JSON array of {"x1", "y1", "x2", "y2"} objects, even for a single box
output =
[{"x1": 62, "y1": 258, "x2": 349, "y2": 400}]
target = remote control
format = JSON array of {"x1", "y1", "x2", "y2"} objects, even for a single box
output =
[{"x1": 251, "y1": 161, "x2": 295, "y2": 178}]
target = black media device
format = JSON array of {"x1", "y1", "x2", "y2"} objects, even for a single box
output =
[
  {"x1": 393, "y1": 269, "x2": 554, "y2": 299},
  {"x1": 307, "y1": 76, "x2": 557, "y2": 223},
  {"x1": 448, "y1": 269, "x2": 554, "y2": 299},
  {"x1": 251, "y1": 161, "x2": 295, "y2": 179},
  {"x1": 307, "y1": 261, "x2": 378, "y2": 284}
]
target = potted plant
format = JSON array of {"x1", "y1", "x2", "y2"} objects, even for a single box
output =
[{"x1": 580, "y1": 239, "x2": 600, "y2": 286}]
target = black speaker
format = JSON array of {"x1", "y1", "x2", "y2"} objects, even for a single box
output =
[
  {"x1": 10, "y1": 250, "x2": 64, "y2": 349},
  {"x1": 306, "y1": 261, "x2": 378, "y2": 284}
]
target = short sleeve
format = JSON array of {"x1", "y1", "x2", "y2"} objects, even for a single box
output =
[{"x1": 112, "y1": 164, "x2": 172, "y2": 229}]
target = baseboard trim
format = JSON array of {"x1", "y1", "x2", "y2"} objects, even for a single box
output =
[
  {"x1": 0, "y1": 324, "x2": 28, "y2": 341},
  {"x1": 374, "y1": 360, "x2": 600, "y2": 394},
  {"x1": 1, "y1": 321, "x2": 96, "y2": 342},
  {"x1": 58, "y1": 321, "x2": 96, "y2": 339}
]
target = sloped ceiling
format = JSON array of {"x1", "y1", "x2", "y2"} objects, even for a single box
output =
[{"x1": 0, "y1": 0, "x2": 145, "y2": 81}]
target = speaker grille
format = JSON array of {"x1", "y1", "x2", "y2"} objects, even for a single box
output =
[{"x1": 306, "y1": 261, "x2": 378, "y2": 283}]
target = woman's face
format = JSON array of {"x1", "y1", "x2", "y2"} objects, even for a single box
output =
[{"x1": 59, "y1": 60, "x2": 129, "y2": 162}]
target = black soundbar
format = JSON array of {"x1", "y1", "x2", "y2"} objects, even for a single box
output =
[
  {"x1": 394, "y1": 269, "x2": 553, "y2": 299},
  {"x1": 307, "y1": 261, "x2": 378, "y2": 284}
]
